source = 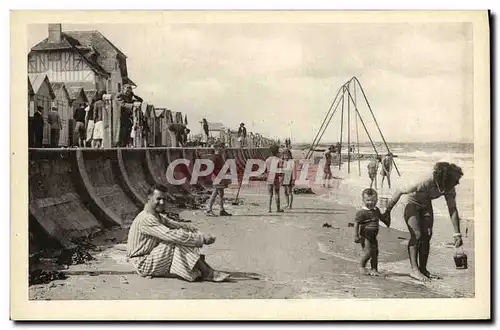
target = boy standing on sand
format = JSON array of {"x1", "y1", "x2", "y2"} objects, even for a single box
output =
[
  {"x1": 367, "y1": 155, "x2": 382, "y2": 189},
  {"x1": 353, "y1": 188, "x2": 391, "y2": 276},
  {"x1": 206, "y1": 142, "x2": 232, "y2": 217},
  {"x1": 265, "y1": 145, "x2": 284, "y2": 213},
  {"x1": 281, "y1": 148, "x2": 297, "y2": 210},
  {"x1": 380, "y1": 153, "x2": 394, "y2": 190},
  {"x1": 323, "y1": 145, "x2": 335, "y2": 188}
]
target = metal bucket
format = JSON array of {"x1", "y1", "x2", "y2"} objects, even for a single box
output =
[
  {"x1": 378, "y1": 197, "x2": 388, "y2": 209},
  {"x1": 453, "y1": 248, "x2": 468, "y2": 269}
]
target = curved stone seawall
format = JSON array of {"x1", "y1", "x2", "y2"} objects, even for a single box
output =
[{"x1": 28, "y1": 147, "x2": 272, "y2": 253}]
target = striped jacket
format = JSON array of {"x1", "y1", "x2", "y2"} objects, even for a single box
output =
[{"x1": 127, "y1": 208, "x2": 205, "y2": 259}]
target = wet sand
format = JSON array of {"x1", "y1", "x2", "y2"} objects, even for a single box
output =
[{"x1": 29, "y1": 181, "x2": 474, "y2": 300}]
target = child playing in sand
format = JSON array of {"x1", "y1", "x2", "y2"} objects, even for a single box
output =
[
  {"x1": 353, "y1": 188, "x2": 391, "y2": 276},
  {"x1": 265, "y1": 145, "x2": 284, "y2": 213},
  {"x1": 281, "y1": 148, "x2": 297, "y2": 210}
]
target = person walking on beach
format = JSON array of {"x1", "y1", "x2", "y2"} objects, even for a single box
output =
[
  {"x1": 385, "y1": 162, "x2": 464, "y2": 282},
  {"x1": 354, "y1": 188, "x2": 391, "y2": 276},
  {"x1": 380, "y1": 153, "x2": 394, "y2": 189},
  {"x1": 127, "y1": 184, "x2": 230, "y2": 282},
  {"x1": 323, "y1": 145, "x2": 335, "y2": 188},
  {"x1": 206, "y1": 142, "x2": 232, "y2": 217},
  {"x1": 281, "y1": 148, "x2": 297, "y2": 210},
  {"x1": 367, "y1": 156, "x2": 382, "y2": 190},
  {"x1": 265, "y1": 145, "x2": 284, "y2": 213}
]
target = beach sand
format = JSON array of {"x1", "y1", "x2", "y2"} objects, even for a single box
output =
[{"x1": 29, "y1": 180, "x2": 474, "y2": 300}]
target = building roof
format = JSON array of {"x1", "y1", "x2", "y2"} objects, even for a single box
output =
[
  {"x1": 28, "y1": 73, "x2": 55, "y2": 99},
  {"x1": 51, "y1": 82, "x2": 71, "y2": 100},
  {"x1": 154, "y1": 108, "x2": 166, "y2": 118},
  {"x1": 85, "y1": 90, "x2": 97, "y2": 102},
  {"x1": 28, "y1": 78, "x2": 34, "y2": 95},
  {"x1": 68, "y1": 87, "x2": 88, "y2": 102},
  {"x1": 30, "y1": 31, "x2": 115, "y2": 77},
  {"x1": 123, "y1": 76, "x2": 137, "y2": 88}
]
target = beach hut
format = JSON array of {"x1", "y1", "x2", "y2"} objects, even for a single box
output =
[
  {"x1": 152, "y1": 108, "x2": 165, "y2": 147},
  {"x1": 28, "y1": 78, "x2": 35, "y2": 146},
  {"x1": 51, "y1": 83, "x2": 72, "y2": 147},
  {"x1": 173, "y1": 111, "x2": 183, "y2": 124},
  {"x1": 68, "y1": 87, "x2": 88, "y2": 113},
  {"x1": 164, "y1": 109, "x2": 175, "y2": 147},
  {"x1": 29, "y1": 73, "x2": 56, "y2": 146}
]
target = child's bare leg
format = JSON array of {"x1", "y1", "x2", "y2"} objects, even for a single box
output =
[
  {"x1": 207, "y1": 189, "x2": 219, "y2": 213},
  {"x1": 218, "y1": 188, "x2": 225, "y2": 211},
  {"x1": 369, "y1": 238, "x2": 380, "y2": 276},
  {"x1": 359, "y1": 238, "x2": 371, "y2": 275},
  {"x1": 275, "y1": 185, "x2": 283, "y2": 212},
  {"x1": 289, "y1": 187, "x2": 294, "y2": 209},
  {"x1": 267, "y1": 184, "x2": 273, "y2": 212},
  {"x1": 283, "y1": 186, "x2": 290, "y2": 209}
]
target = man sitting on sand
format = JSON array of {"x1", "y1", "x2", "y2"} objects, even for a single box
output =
[
  {"x1": 367, "y1": 155, "x2": 382, "y2": 190},
  {"x1": 265, "y1": 145, "x2": 284, "y2": 213},
  {"x1": 127, "y1": 184, "x2": 230, "y2": 282},
  {"x1": 323, "y1": 145, "x2": 335, "y2": 188},
  {"x1": 353, "y1": 188, "x2": 391, "y2": 276}
]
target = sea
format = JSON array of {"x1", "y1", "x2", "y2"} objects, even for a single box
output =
[{"x1": 321, "y1": 142, "x2": 474, "y2": 235}]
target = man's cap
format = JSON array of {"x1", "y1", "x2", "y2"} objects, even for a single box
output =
[
  {"x1": 36, "y1": 105, "x2": 43, "y2": 110},
  {"x1": 240, "y1": 123, "x2": 245, "y2": 126},
  {"x1": 51, "y1": 106, "x2": 58, "y2": 110},
  {"x1": 328, "y1": 145, "x2": 335, "y2": 150}
]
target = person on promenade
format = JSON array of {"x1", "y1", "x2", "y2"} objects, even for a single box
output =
[
  {"x1": 206, "y1": 142, "x2": 232, "y2": 217},
  {"x1": 281, "y1": 148, "x2": 297, "y2": 210},
  {"x1": 92, "y1": 90, "x2": 106, "y2": 148},
  {"x1": 127, "y1": 184, "x2": 231, "y2": 282},
  {"x1": 32, "y1": 105, "x2": 44, "y2": 147},
  {"x1": 73, "y1": 104, "x2": 87, "y2": 148},
  {"x1": 353, "y1": 188, "x2": 391, "y2": 276},
  {"x1": 385, "y1": 162, "x2": 464, "y2": 281},
  {"x1": 323, "y1": 145, "x2": 335, "y2": 188},
  {"x1": 237, "y1": 123, "x2": 247, "y2": 148},
  {"x1": 380, "y1": 153, "x2": 394, "y2": 190},
  {"x1": 47, "y1": 106, "x2": 62, "y2": 147},
  {"x1": 367, "y1": 155, "x2": 382, "y2": 190},
  {"x1": 265, "y1": 144, "x2": 284, "y2": 213},
  {"x1": 85, "y1": 100, "x2": 94, "y2": 147},
  {"x1": 202, "y1": 118, "x2": 210, "y2": 146},
  {"x1": 117, "y1": 84, "x2": 143, "y2": 147}
]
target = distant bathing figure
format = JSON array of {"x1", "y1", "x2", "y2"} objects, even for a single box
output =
[
  {"x1": 380, "y1": 153, "x2": 394, "y2": 190},
  {"x1": 385, "y1": 162, "x2": 464, "y2": 282},
  {"x1": 367, "y1": 155, "x2": 382, "y2": 190},
  {"x1": 265, "y1": 144, "x2": 284, "y2": 213},
  {"x1": 323, "y1": 145, "x2": 335, "y2": 188},
  {"x1": 281, "y1": 148, "x2": 296, "y2": 210}
]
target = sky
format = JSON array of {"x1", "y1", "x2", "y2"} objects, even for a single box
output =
[{"x1": 27, "y1": 22, "x2": 474, "y2": 143}]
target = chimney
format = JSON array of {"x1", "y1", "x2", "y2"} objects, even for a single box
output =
[{"x1": 48, "y1": 24, "x2": 62, "y2": 43}]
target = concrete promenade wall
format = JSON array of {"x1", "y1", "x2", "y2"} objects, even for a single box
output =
[{"x1": 28, "y1": 147, "x2": 272, "y2": 252}]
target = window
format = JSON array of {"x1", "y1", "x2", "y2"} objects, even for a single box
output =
[
  {"x1": 48, "y1": 53, "x2": 61, "y2": 61},
  {"x1": 117, "y1": 83, "x2": 121, "y2": 92}
]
